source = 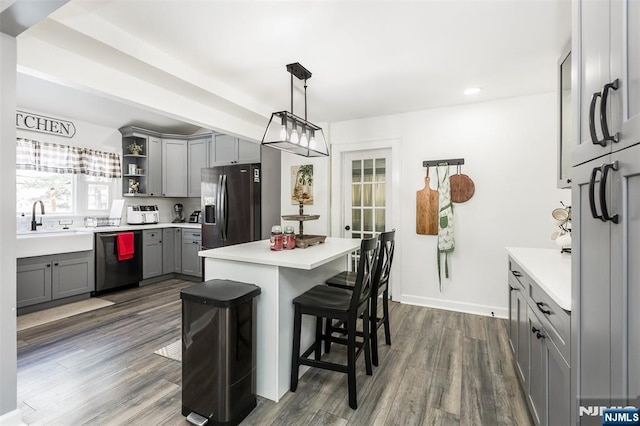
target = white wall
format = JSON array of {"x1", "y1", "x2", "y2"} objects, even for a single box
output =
[
  {"x1": 329, "y1": 93, "x2": 570, "y2": 317},
  {"x1": 16, "y1": 109, "x2": 121, "y2": 151},
  {"x1": 279, "y1": 151, "x2": 331, "y2": 236},
  {"x1": 0, "y1": 32, "x2": 20, "y2": 423}
]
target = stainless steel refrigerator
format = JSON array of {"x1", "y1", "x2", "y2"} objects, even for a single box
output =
[{"x1": 201, "y1": 146, "x2": 281, "y2": 249}]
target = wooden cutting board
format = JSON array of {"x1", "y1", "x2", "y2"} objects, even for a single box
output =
[
  {"x1": 416, "y1": 176, "x2": 438, "y2": 235},
  {"x1": 450, "y1": 173, "x2": 475, "y2": 203}
]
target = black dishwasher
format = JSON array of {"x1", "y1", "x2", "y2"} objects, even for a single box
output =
[{"x1": 95, "y1": 230, "x2": 143, "y2": 293}]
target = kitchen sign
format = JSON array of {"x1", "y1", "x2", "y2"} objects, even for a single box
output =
[{"x1": 16, "y1": 111, "x2": 76, "y2": 138}]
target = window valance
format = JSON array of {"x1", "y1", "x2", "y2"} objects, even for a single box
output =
[{"x1": 16, "y1": 138, "x2": 122, "y2": 178}]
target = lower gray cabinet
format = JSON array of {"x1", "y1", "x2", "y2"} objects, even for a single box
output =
[
  {"x1": 142, "y1": 230, "x2": 163, "y2": 279},
  {"x1": 527, "y1": 306, "x2": 545, "y2": 425},
  {"x1": 181, "y1": 229, "x2": 202, "y2": 278},
  {"x1": 17, "y1": 251, "x2": 94, "y2": 308},
  {"x1": 508, "y1": 255, "x2": 571, "y2": 426},
  {"x1": 508, "y1": 269, "x2": 529, "y2": 386},
  {"x1": 161, "y1": 227, "x2": 182, "y2": 274}
]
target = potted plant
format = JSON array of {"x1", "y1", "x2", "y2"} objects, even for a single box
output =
[{"x1": 127, "y1": 142, "x2": 143, "y2": 155}]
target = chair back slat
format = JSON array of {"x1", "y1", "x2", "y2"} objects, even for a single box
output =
[
  {"x1": 350, "y1": 237, "x2": 379, "y2": 311},
  {"x1": 374, "y1": 230, "x2": 396, "y2": 293}
]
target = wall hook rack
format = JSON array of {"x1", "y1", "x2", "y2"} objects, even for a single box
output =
[{"x1": 422, "y1": 158, "x2": 465, "y2": 168}]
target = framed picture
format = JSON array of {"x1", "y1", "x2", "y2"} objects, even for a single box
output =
[{"x1": 291, "y1": 164, "x2": 314, "y2": 205}]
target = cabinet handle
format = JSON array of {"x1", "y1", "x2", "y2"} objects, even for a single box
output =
[
  {"x1": 531, "y1": 326, "x2": 540, "y2": 333},
  {"x1": 511, "y1": 270, "x2": 522, "y2": 278},
  {"x1": 536, "y1": 332, "x2": 546, "y2": 340},
  {"x1": 589, "y1": 166, "x2": 604, "y2": 221},
  {"x1": 589, "y1": 91, "x2": 607, "y2": 146},
  {"x1": 536, "y1": 302, "x2": 552, "y2": 315},
  {"x1": 600, "y1": 79, "x2": 620, "y2": 143},
  {"x1": 46, "y1": 264, "x2": 51, "y2": 268},
  {"x1": 509, "y1": 285, "x2": 519, "y2": 292},
  {"x1": 599, "y1": 161, "x2": 619, "y2": 224}
]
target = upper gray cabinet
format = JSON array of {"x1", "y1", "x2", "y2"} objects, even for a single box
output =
[
  {"x1": 188, "y1": 136, "x2": 211, "y2": 197},
  {"x1": 147, "y1": 136, "x2": 162, "y2": 197},
  {"x1": 121, "y1": 126, "x2": 260, "y2": 198},
  {"x1": 210, "y1": 134, "x2": 260, "y2": 166},
  {"x1": 573, "y1": 0, "x2": 640, "y2": 166},
  {"x1": 162, "y1": 138, "x2": 188, "y2": 197}
]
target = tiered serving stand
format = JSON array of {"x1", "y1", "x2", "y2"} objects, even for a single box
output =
[{"x1": 281, "y1": 199, "x2": 326, "y2": 248}]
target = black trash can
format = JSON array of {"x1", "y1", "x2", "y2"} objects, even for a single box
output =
[{"x1": 181, "y1": 279, "x2": 261, "y2": 426}]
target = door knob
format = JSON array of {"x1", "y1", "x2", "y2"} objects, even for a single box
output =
[{"x1": 345, "y1": 225, "x2": 351, "y2": 231}]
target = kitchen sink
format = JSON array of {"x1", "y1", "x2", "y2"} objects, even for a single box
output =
[{"x1": 16, "y1": 229, "x2": 94, "y2": 258}]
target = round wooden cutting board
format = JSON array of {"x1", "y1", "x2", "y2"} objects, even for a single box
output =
[{"x1": 450, "y1": 173, "x2": 475, "y2": 203}]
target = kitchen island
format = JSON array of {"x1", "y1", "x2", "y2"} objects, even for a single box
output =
[{"x1": 199, "y1": 237, "x2": 360, "y2": 402}]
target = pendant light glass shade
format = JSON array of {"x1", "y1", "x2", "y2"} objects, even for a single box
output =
[
  {"x1": 262, "y1": 111, "x2": 328, "y2": 157},
  {"x1": 261, "y1": 62, "x2": 329, "y2": 157}
]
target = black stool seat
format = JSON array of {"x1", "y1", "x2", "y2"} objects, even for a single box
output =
[
  {"x1": 293, "y1": 285, "x2": 353, "y2": 315},
  {"x1": 324, "y1": 271, "x2": 356, "y2": 289}
]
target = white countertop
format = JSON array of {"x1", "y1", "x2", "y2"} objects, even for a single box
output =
[
  {"x1": 199, "y1": 237, "x2": 361, "y2": 270},
  {"x1": 87, "y1": 222, "x2": 201, "y2": 232},
  {"x1": 16, "y1": 222, "x2": 201, "y2": 258},
  {"x1": 506, "y1": 247, "x2": 572, "y2": 311}
]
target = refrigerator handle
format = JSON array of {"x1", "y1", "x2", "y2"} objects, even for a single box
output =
[
  {"x1": 223, "y1": 174, "x2": 229, "y2": 240},
  {"x1": 217, "y1": 175, "x2": 224, "y2": 241}
]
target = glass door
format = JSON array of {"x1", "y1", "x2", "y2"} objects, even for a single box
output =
[{"x1": 343, "y1": 149, "x2": 391, "y2": 271}]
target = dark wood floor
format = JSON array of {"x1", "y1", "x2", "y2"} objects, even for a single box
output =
[{"x1": 16, "y1": 279, "x2": 532, "y2": 425}]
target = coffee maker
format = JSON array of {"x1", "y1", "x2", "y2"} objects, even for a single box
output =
[{"x1": 172, "y1": 203, "x2": 185, "y2": 223}]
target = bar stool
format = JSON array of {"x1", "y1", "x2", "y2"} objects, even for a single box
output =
[
  {"x1": 290, "y1": 237, "x2": 379, "y2": 409},
  {"x1": 325, "y1": 230, "x2": 395, "y2": 366}
]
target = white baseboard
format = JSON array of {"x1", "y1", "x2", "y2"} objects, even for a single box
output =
[
  {"x1": 398, "y1": 294, "x2": 508, "y2": 319},
  {"x1": 0, "y1": 409, "x2": 25, "y2": 426}
]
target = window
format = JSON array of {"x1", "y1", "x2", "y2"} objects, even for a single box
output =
[
  {"x1": 16, "y1": 170, "x2": 75, "y2": 214},
  {"x1": 85, "y1": 176, "x2": 111, "y2": 212},
  {"x1": 16, "y1": 139, "x2": 121, "y2": 216}
]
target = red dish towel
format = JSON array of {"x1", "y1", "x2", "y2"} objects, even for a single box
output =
[{"x1": 117, "y1": 232, "x2": 134, "y2": 261}]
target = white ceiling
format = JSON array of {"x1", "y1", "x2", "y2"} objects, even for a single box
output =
[{"x1": 16, "y1": 0, "x2": 571, "y2": 134}]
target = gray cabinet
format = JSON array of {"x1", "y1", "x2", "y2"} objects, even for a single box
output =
[
  {"x1": 162, "y1": 227, "x2": 182, "y2": 274},
  {"x1": 572, "y1": 2, "x2": 640, "y2": 422},
  {"x1": 142, "y1": 230, "x2": 163, "y2": 279},
  {"x1": 181, "y1": 229, "x2": 202, "y2": 278},
  {"x1": 121, "y1": 131, "x2": 149, "y2": 196},
  {"x1": 572, "y1": 149, "x2": 640, "y2": 418},
  {"x1": 237, "y1": 138, "x2": 261, "y2": 164},
  {"x1": 147, "y1": 136, "x2": 162, "y2": 197},
  {"x1": 17, "y1": 251, "x2": 94, "y2": 308},
  {"x1": 17, "y1": 260, "x2": 52, "y2": 307},
  {"x1": 508, "y1": 256, "x2": 571, "y2": 426},
  {"x1": 210, "y1": 134, "x2": 260, "y2": 166},
  {"x1": 162, "y1": 138, "x2": 188, "y2": 197},
  {"x1": 508, "y1": 265, "x2": 529, "y2": 386},
  {"x1": 527, "y1": 305, "x2": 545, "y2": 425},
  {"x1": 188, "y1": 136, "x2": 210, "y2": 197},
  {"x1": 573, "y1": 0, "x2": 640, "y2": 167}
]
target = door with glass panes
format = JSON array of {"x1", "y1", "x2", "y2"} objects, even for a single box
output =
[{"x1": 343, "y1": 149, "x2": 391, "y2": 277}]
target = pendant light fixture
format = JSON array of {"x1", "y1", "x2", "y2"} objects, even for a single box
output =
[{"x1": 261, "y1": 62, "x2": 329, "y2": 157}]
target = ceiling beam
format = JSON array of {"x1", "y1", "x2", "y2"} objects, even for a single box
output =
[{"x1": 0, "y1": 0, "x2": 69, "y2": 37}]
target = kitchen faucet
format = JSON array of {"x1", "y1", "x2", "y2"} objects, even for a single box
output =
[{"x1": 31, "y1": 200, "x2": 45, "y2": 231}]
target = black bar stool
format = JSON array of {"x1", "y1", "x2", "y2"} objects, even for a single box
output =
[
  {"x1": 290, "y1": 237, "x2": 379, "y2": 409},
  {"x1": 325, "y1": 230, "x2": 395, "y2": 366}
]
